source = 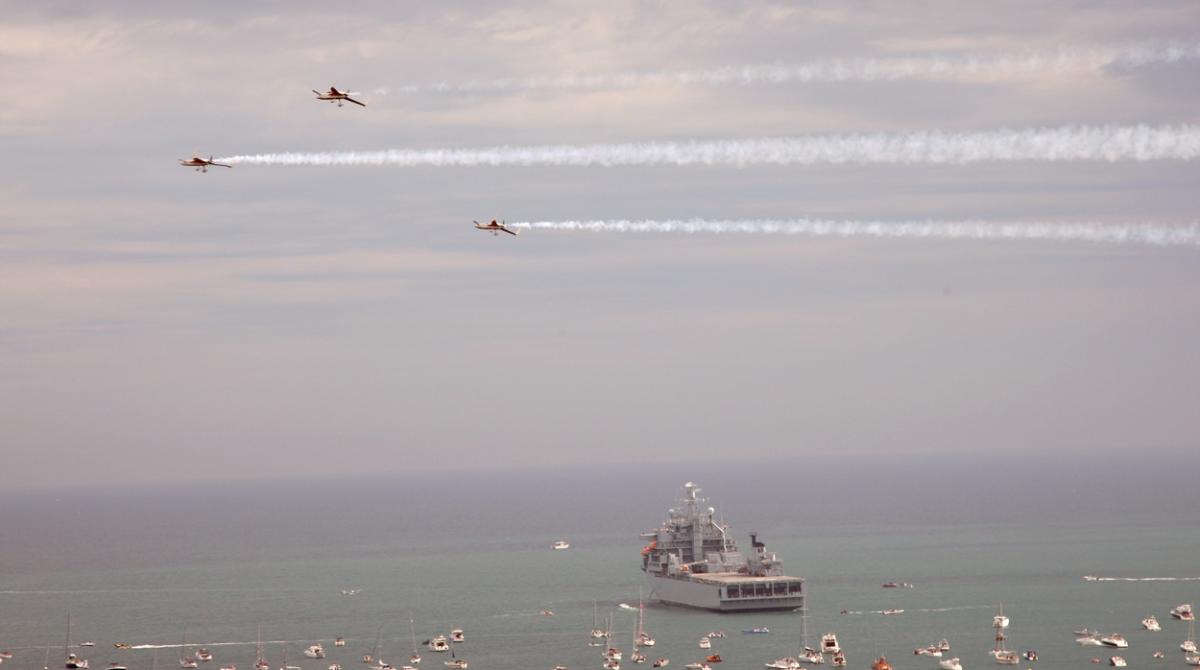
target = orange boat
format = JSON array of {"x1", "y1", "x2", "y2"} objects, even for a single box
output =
[
  {"x1": 705, "y1": 656, "x2": 722, "y2": 664},
  {"x1": 872, "y1": 657, "x2": 892, "y2": 670}
]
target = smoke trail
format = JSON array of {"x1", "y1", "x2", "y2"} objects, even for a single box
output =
[
  {"x1": 388, "y1": 42, "x2": 1200, "y2": 93},
  {"x1": 1085, "y1": 575, "x2": 1200, "y2": 581},
  {"x1": 506, "y1": 219, "x2": 1200, "y2": 247},
  {"x1": 218, "y1": 124, "x2": 1200, "y2": 167}
]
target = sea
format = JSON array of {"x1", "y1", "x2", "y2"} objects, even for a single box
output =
[{"x1": 1, "y1": 456, "x2": 1198, "y2": 670}]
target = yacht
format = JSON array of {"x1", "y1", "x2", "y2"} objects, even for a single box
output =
[
  {"x1": 1173, "y1": 605, "x2": 1196, "y2": 622},
  {"x1": 409, "y1": 619, "x2": 422, "y2": 665},
  {"x1": 1100, "y1": 634, "x2": 1129, "y2": 649},
  {"x1": 993, "y1": 605, "x2": 1010, "y2": 630},
  {"x1": 108, "y1": 664, "x2": 128, "y2": 670},
  {"x1": 939, "y1": 659, "x2": 962, "y2": 670},
  {"x1": 698, "y1": 639, "x2": 711, "y2": 650},
  {"x1": 1152, "y1": 651, "x2": 1164, "y2": 660},
  {"x1": 427, "y1": 638, "x2": 449, "y2": 653},
  {"x1": 1143, "y1": 617, "x2": 1162, "y2": 632},
  {"x1": 636, "y1": 596, "x2": 655, "y2": 647},
  {"x1": 449, "y1": 630, "x2": 464, "y2": 644},
  {"x1": 820, "y1": 635, "x2": 840, "y2": 655},
  {"x1": 305, "y1": 646, "x2": 326, "y2": 660},
  {"x1": 604, "y1": 661, "x2": 620, "y2": 670},
  {"x1": 991, "y1": 606, "x2": 1018, "y2": 665},
  {"x1": 330, "y1": 665, "x2": 342, "y2": 670},
  {"x1": 442, "y1": 661, "x2": 467, "y2": 670},
  {"x1": 220, "y1": 666, "x2": 237, "y2": 670},
  {"x1": 765, "y1": 659, "x2": 798, "y2": 670},
  {"x1": 553, "y1": 540, "x2": 571, "y2": 550},
  {"x1": 992, "y1": 652, "x2": 1018, "y2": 666},
  {"x1": 590, "y1": 603, "x2": 609, "y2": 643},
  {"x1": 797, "y1": 610, "x2": 823, "y2": 664},
  {"x1": 1109, "y1": 658, "x2": 1126, "y2": 668}
]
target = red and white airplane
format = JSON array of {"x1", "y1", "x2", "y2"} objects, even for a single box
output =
[
  {"x1": 312, "y1": 85, "x2": 366, "y2": 107},
  {"x1": 179, "y1": 155, "x2": 232, "y2": 173},
  {"x1": 474, "y1": 219, "x2": 520, "y2": 236}
]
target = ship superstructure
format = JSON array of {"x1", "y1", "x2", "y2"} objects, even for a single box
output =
[{"x1": 640, "y1": 482, "x2": 805, "y2": 612}]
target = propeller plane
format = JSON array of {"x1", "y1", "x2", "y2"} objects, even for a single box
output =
[
  {"x1": 474, "y1": 220, "x2": 520, "y2": 236},
  {"x1": 179, "y1": 155, "x2": 232, "y2": 173},
  {"x1": 313, "y1": 85, "x2": 366, "y2": 107}
]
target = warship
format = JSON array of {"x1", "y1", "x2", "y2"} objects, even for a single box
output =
[{"x1": 640, "y1": 482, "x2": 805, "y2": 612}]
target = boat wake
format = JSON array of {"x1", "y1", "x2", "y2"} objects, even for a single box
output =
[
  {"x1": 842, "y1": 605, "x2": 990, "y2": 615},
  {"x1": 1084, "y1": 576, "x2": 1200, "y2": 582}
]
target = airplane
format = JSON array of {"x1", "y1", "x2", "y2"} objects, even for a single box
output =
[
  {"x1": 179, "y1": 155, "x2": 232, "y2": 173},
  {"x1": 312, "y1": 85, "x2": 366, "y2": 107},
  {"x1": 474, "y1": 219, "x2": 520, "y2": 236}
]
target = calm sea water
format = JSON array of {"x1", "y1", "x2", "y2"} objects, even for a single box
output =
[{"x1": 1, "y1": 459, "x2": 1198, "y2": 670}]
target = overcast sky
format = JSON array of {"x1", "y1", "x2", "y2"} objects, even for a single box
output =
[{"x1": 2, "y1": 1, "x2": 1198, "y2": 489}]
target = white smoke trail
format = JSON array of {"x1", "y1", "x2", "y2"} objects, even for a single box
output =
[
  {"x1": 218, "y1": 124, "x2": 1200, "y2": 167},
  {"x1": 506, "y1": 219, "x2": 1200, "y2": 247},
  {"x1": 1086, "y1": 576, "x2": 1200, "y2": 581},
  {"x1": 388, "y1": 42, "x2": 1200, "y2": 93}
]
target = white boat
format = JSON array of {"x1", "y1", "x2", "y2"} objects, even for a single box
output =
[
  {"x1": 220, "y1": 666, "x2": 237, "y2": 670},
  {"x1": 1100, "y1": 635, "x2": 1128, "y2": 649},
  {"x1": 706, "y1": 633, "x2": 725, "y2": 640},
  {"x1": 553, "y1": 540, "x2": 571, "y2": 550},
  {"x1": 629, "y1": 616, "x2": 646, "y2": 664},
  {"x1": 449, "y1": 630, "x2": 464, "y2": 644},
  {"x1": 914, "y1": 647, "x2": 942, "y2": 658},
  {"x1": 698, "y1": 639, "x2": 710, "y2": 650},
  {"x1": 1143, "y1": 616, "x2": 1162, "y2": 632},
  {"x1": 939, "y1": 659, "x2": 962, "y2": 670},
  {"x1": 278, "y1": 644, "x2": 300, "y2": 670},
  {"x1": 409, "y1": 618, "x2": 422, "y2": 665},
  {"x1": 830, "y1": 654, "x2": 845, "y2": 668},
  {"x1": 329, "y1": 666, "x2": 342, "y2": 670},
  {"x1": 635, "y1": 592, "x2": 655, "y2": 647},
  {"x1": 64, "y1": 614, "x2": 89, "y2": 670},
  {"x1": 254, "y1": 626, "x2": 269, "y2": 670},
  {"x1": 991, "y1": 606, "x2": 1018, "y2": 665},
  {"x1": 797, "y1": 610, "x2": 824, "y2": 665},
  {"x1": 652, "y1": 660, "x2": 668, "y2": 668},
  {"x1": 590, "y1": 603, "x2": 608, "y2": 643},
  {"x1": 683, "y1": 665, "x2": 710, "y2": 670},
  {"x1": 937, "y1": 641, "x2": 951, "y2": 653},
  {"x1": 196, "y1": 650, "x2": 213, "y2": 664},
  {"x1": 305, "y1": 645, "x2": 326, "y2": 660},
  {"x1": 1183, "y1": 619, "x2": 1197, "y2": 653},
  {"x1": 603, "y1": 660, "x2": 620, "y2": 670},
  {"x1": 427, "y1": 638, "x2": 449, "y2": 653},
  {"x1": 1174, "y1": 605, "x2": 1196, "y2": 622},
  {"x1": 765, "y1": 659, "x2": 799, "y2": 670},
  {"x1": 1185, "y1": 655, "x2": 1200, "y2": 667},
  {"x1": 180, "y1": 635, "x2": 198, "y2": 670},
  {"x1": 820, "y1": 634, "x2": 840, "y2": 655},
  {"x1": 443, "y1": 662, "x2": 467, "y2": 669},
  {"x1": 881, "y1": 609, "x2": 904, "y2": 616},
  {"x1": 1109, "y1": 657, "x2": 1126, "y2": 668},
  {"x1": 336, "y1": 639, "x2": 346, "y2": 648}
]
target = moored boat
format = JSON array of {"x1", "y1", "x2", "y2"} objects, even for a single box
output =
[
  {"x1": 871, "y1": 657, "x2": 891, "y2": 670},
  {"x1": 939, "y1": 659, "x2": 962, "y2": 670},
  {"x1": 820, "y1": 635, "x2": 840, "y2": 655},
  {"x1": 1173, "y1": 605, "x2": 1196, "y2": 622},
  {"x1": 1109, "y1": 657, "x2": 1126, "y2": 668},
  {"x1": 1143, "y1": 616, "x2": 1161, "y2": 632},
  {"x1": 652, "y1": 660, "x2": 668, "y2": 668},
  {"x1": 831, "y1": 654, "x2": 845, "y2": 668},
  {"x1": 1100, "y1": 634, "x2": 1128, "y2": 649}
]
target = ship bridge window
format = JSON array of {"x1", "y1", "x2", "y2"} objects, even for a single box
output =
[
  {"x1": 789, "y1": 582, "x2": 803, "y2": 594},
  {"x1": 773, "y1": 583, "x2": 787, "y2": 595},
  {"x1": 755, "y1": 583, "x2": 770, "y2": 596},
  {"x1": 725, "y1": 586, "x2": 740, "y2": 598}
]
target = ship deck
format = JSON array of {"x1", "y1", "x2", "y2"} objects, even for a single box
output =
[{"x1": 687, "y1": 572, "x2": 802, "y2": 584}]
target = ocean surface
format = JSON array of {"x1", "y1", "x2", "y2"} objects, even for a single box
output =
[{"x1": 1, "y1": 459, "x2": 1198, "y2": 670}]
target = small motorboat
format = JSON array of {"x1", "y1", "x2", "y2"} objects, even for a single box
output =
[
  {"x1": 107, "y1": 664, "x2": 128, "y2": 670},
  {"x1": 553, "y1": 540, "x2": 570, "y2": 550},
  {"x1": 113, "y1": 645, "x2": 132, "y2": 651},
  {"x1": 427, "y1": 638, "x2": 449, "y2": 653},
  {"x1": 764, "y1": 660, "x2": 797, "y2": 670},
  {"x1": 882, "y1": 609, "x2": 904, "y2": 616},
  {"x1": 992, "y1": 652, "x2": 1018, "y2": 666},
  {"x1": 1077, "y1": 635, "x2": 1103, "y2": 647},
  {"x1": 1185, "y1": 655, "x2": 1200, "y2": 667},
  {"x1": 652, "y1": 660, "x2": 668, "y2": 668},
  {"x1": 706, "y1": 632, "x2": 725, "y2": 639},
  {"x1": 304, "y1": 646, "x2": 326, "y2": 660},
  {"x1": 914, "y1": 647, "x2": 942, "y2": 658},
  {"x1": 743, "y1": 629, "x2": 770, "y2": 635},
  {"x1": 831, "y1": 654, "x2": 845, "y2": 669},
  {"x1": 1143, "y1": 617, "x2": 1162, "y2": 632},
  {"x1": 603, "y1": 661, "x2": 620, "y2": 670},
  {"x1": 882, "y1": 582, "x2": 899, "y2": 588},
  {"x1": 363, "y1": 656, "x2": 374, "y2": 664},
  {"x1": 871, "y1": 657, "x2": 891, "y2": 670},
  {"x1": 1023, "y1": 651, "x2": 1037, "y2": 662},
  {"x1": 180, "y1": 659, "x2": 198, "y2": 669},
  {"x1": 697, "y1": 640, "x2": 710, "y2": 650},
  {"x1": 449, "y1": 630, "x2": 464, "y2": 644},
  {"x1": 220, "y1": 666, "x2": 237, "y2": 670},
  {"x1": 196, "y1": 650, "x2": 213, "y2": 663},
  {"x1": 1109, "y1": 657, "x2": 1126, "y2": 668},
  {"x1": 1100, "y1": 635, "x2": 1128, "y2": 649},
  {"x1": 1152, "y1": 652, "x2": 1165, "y2": 659},
  {"x1": 704, "y1": 656, "x2": 721, "y2": 664},
  {"x1": 328, "y1": 665, "x2": 341, "y2": 670},
  {"x1": 335, "y1": 639, "x2": 346, "y2": 648},
  {"x1": 443, "y1": 661, "x2": 467, "y2": 670},
  {"x1": 65, "y1": 653, "x2": 89, "y2": 669},
  {"x1": 937, "y1": 640, "x2": 951, "y2": 652},
  {"x1": 1173, "y1": 604, "x2": 1195, "y2": 621},
  {"x1": 939, "y1": 659, "x2": 962, "y2": 670},
  {"x1": 0, "y1": 652, "x2": 13, "y2": 660},
  {"x1": 683, "y1": 665, "x2": 710, "y2": 670},
  {"x1": 541, "y1": 610, "x2": 555, "y2": 617}
]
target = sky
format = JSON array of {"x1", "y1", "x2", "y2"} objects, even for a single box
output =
[{"x1": 1, "y1": 1, "x2": 1199, "y2": 489}]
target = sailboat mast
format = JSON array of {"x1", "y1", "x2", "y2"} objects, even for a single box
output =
[{"x1": 65, "y1": 612, "x2": 71, "y2": 659}]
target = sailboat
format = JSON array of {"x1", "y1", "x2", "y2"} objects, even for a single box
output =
[
  {"x1": 636, "y1": 592, "x2": 656, "y2": 648},
  {"x1": 590, "y1": 601, "x2": 608, "y2": 645},
  {"x1": 629, "y1": 619, "x2": 646, "y2": 664},
  {"x1": 278, "y1": 644, "x2": 301, "y2": 670},
  {"x1": 442, "y1": 642, "x2": 467, "y2": 670},
  {"x1": 1182, "y1": 619, "x2": 1197, "y2": 654},
  {"x1": 65, "y1": 612, "x2": 90, "y2": 670},
  {"x1": 605, "y1": 615, "x2": 622, "y2": 661},
  {"x1": 369, "y1": 626, "x2": 391, "y2": 670},
  {"x1": 254, "y1": 626, "x2": 269, "y2": 670},
  {"x1": 179, "y1": 632, "x2": 198, "y2": 670},
  {"x1": 990, "y1": 606, "x2": 1018, "y2": 665},
  {"x1": 797, "y1": 609, "x2": 824, "y2": 665},
  {"x1": 410, "y1": 618, "x2": 422, "y2": 665}
]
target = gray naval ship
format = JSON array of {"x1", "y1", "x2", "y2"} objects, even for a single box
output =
[{"x1": 640, "y1": 481, "x2": 805, "y2": 612}]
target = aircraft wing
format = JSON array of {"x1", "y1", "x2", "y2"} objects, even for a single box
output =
[
  {"x1": 501, "y1": 227, "x2": 519, "y2": 236},
  {"x1": 345, "y1": 96, "x2": 367, "y2": 107}
]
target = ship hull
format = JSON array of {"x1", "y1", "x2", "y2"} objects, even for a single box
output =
[{"x1": 646, "y1": 574, "x2": 805, "y2": 612}]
